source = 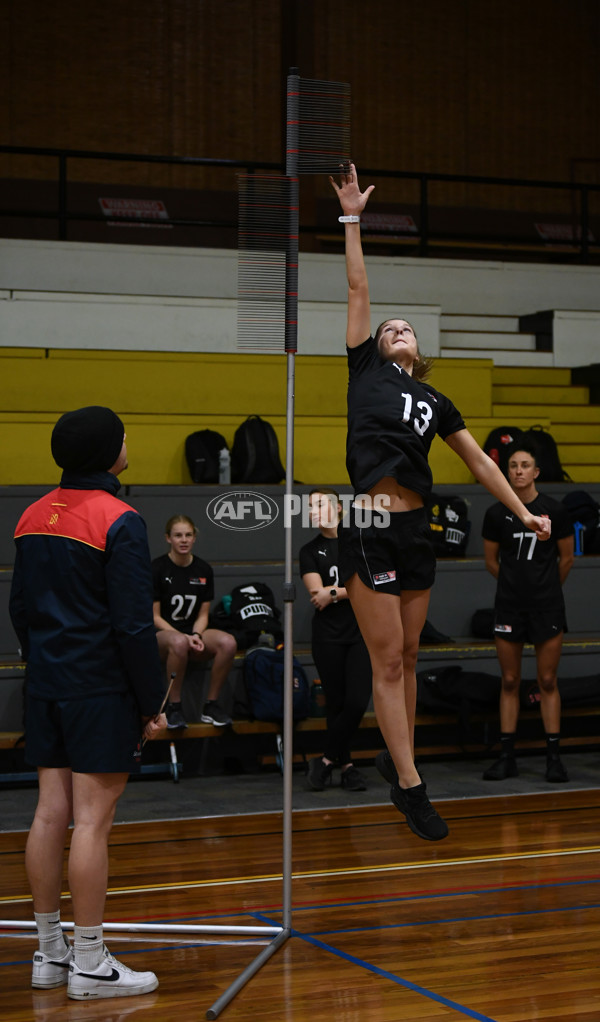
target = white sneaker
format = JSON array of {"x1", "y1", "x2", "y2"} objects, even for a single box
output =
[
  {"x1": 67, "y1": 945, "x2": 158, "y2": 1000},
  {"x1": 32, "y1": 941, "x2": 73, "y2": 988}
]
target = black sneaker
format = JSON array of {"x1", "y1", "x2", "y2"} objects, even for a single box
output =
[
  {"x1": 200, "y1": 701, "x2": 232, "y2": 727},
  {"x1": 375, "y1": 749, "x2": 398, "y2": 786},
  {"x1": 546, "y1": 757, "x2": 569, "y2": 783},
  {"x1": 483, "y1": 756, "x2": 518, "y2": 780},
  {"x1": 165, "y1": 702, "x2": 188, "y2": 729},
  {"x1": 306, "y1": 757, "x2": 333, "y2": 791},
  {"x1": 391, "y1": 781, "x2": 449, "y2": 841},
  {"x1": 340, "y1": 765, "x2": 367, "y2": 791}
]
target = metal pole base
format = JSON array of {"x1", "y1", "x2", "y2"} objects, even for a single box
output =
[{"x1": 206, "y1": 928, "x2": 290, "y2": 1020}]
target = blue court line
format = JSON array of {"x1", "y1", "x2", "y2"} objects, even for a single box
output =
[
  {"x1": 116, "y1": 873, "x2": 600, "y2": 928},
  {"x1": 304, "y1": 898, "x2": 600, "y2": 937},
  {"x1": 257, "y1": 874, "x2": 600, "y2": 917},
  {"x1": 293, "y1": 930, "x2": 500, "y2": 1022}
]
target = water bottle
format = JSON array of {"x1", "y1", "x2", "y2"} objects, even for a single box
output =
[
  {"x1": 574, "y1": 521, "x2": 584, "y2": 556},
  {"x1": 218, "y1": 447, "x2": 231, "y2": 485}
]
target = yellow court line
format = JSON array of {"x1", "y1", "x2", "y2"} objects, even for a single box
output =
[{"x1": 2, "y1": 844, "x2": 600, "y2": 905}]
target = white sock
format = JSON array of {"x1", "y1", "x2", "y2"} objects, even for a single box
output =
[
  {"x1": 74, "y1": 923, "x2": 104, "y2": 970},
  {"x1": 34, "y1": 910, "x2": 67, "y2": 960}
]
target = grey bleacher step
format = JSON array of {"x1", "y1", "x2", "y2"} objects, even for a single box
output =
[
  {"x1": 439, "y1": 348, "x2": 555, "y2": 366},
  {"x1": 441, "y1": 331, "x2": 537, "y2": 351},
  {"x1": 439, "y1": 315, "x2": 522, "y2": 332}
]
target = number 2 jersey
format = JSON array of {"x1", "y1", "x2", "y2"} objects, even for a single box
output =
[
  {"x1": 152, "y1": 553, "x2": 214, "y2": 634},
  {"x1": 482, "y1": 493, "x2": 573, "y2": 610},
  {"x1": 299, "y1": 534, "x2": 362, "y2": 644},
  {"x1": 346, "y1": 335, "x2": 466, "y2": 497}
]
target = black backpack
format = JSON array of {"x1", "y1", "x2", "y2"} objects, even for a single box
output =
[
  {"x1": 420, "y1": 619, "x2": 454, "y2": 644},
  {"x1": 417, "y1": 665, "x2": 500, "y2": 712},
  {"x1": 230, "y1": 416, "x2": 285, "y2": 484},
  {"x1": 426, "y1": 493, "x2": 471, "y2": 556},
  {"x1": 185, "y1": 429, "x2": 228, "y2": 483},
  {"x1": 561, "y1": 490, "x2": 600, "y2": 555},
  {"x1": 522, "y1": 674, "x2": 600, "y2": 710},
  {"x1": 210, "y1": 582, "x2": 283, "y2": 650},
  {"x1": 483, "y1": 426, "x2": 525, "y2": 477},
  {"x1": 522, "y1": 425, "x2": 569, "y2": 482},
  {"x1": 471, "y1": 608, "x2": 495, "y2": 640},
  {"x1": 416, "y1": 664, "x2": 501, "y2": 743},
  {"x1": 242, "y1": 646, "x2": 310, "y2": 722}
]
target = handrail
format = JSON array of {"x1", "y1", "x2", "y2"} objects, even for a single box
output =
[{"x1": 1, "y1": 144, "x2": 598, "y2": 259}]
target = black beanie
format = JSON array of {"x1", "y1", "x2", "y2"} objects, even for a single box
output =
[{"x1": 51, "y1": 406, "x2": 125, "y2": 474}]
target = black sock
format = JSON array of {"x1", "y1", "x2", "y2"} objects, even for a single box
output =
[
  {"x1": 500, "y1": 733, "x2": 516, "y2": 758},
  {"x1": 546, "y1": 733, "x2": 560, "y2": 759}
]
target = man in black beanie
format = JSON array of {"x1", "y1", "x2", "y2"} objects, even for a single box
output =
[
  {"x1": 51, "y1": 405, "x2": 126, "y2": 474},
  {"x1": 10, "y1": 406, "x2": 167, "y2": 1000}
]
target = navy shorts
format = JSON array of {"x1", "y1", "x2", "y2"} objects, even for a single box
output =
[
  {"x1": 338, "y1": 505, "x2": 436, "y2": 594},
  {"x1": 25, "y1": 690, "x2": 143, "y2": 774},
  {"x1": 494, "y1": 606, "x2": 566, "y2": 645}
]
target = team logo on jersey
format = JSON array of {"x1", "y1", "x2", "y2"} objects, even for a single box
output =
[
  {"x1": 189, "y1": 577, "x2": 207, "y2": 585},
  {"x1": 373, "y1": 570, "x2": 396, "y2": 585},
  {"x1": 494, "y1": 623, "x2": 512, "y2": 633}
]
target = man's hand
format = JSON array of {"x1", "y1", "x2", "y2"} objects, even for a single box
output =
[
  {"x1": 142, "y1": 712, "x2": 167, "y2": 740},
  {"x1": 188, "y1": 632, "x2": 205, "y2": 652}
]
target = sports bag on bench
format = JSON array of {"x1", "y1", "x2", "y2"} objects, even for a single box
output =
[
  {"x1": 185, "y1": 429, "x2": 228, "y2": 483},
  {"x1": 522, "y1": 425, "x2": 570, "y2": 483},
  {"x1": 242, "y1": 646, "x2": 310, "y2": 723},
  {"x1": 230, "y1": 415, "x2": 285, "y2": 484},
  {"x1": 426, "y1": 493, "x2": 471, "y2": 556},
  {"x1": 561, "y1": 490, "x2": 600, "y2": 555},
  {"x1": 483, "y1": 426, "x2": 524, "y2": 477},
  {"x1": 210, "y1": 582, "x2": 283, "y2": 650}
]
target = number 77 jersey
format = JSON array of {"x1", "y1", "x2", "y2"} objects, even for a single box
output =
[{"x1": 482, "y1": 493, "x2": 573, "y2": 609}]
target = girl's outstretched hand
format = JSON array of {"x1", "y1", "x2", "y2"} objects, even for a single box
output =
[
  {"x1": 525, "y1": 513, "x2": 552, "y2": 540},
  {"x1": 329, "y1": 162, "x2": 375, "y2": 216}
]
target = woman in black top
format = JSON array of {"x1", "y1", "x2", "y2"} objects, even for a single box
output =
[
  {"x1": 152, "y1": 515, "x2": 236, "y2": 729},
  {"x1": 330, "y1": 164, "x2": 552, "y2": 841},
  {"x1": 300, "y1": 489, "x2": 372, "y2": 793},
  {"x1": 482, "y1": 441, "x2": 574, "y2": 782}
]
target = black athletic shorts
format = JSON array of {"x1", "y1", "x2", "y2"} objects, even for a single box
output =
[
  {"x1": 338, "y1": 505, "x2": 436, "y2": 594},
  {"x1": 24, "y1": 690, "x2": 143, "y2": 773},
  {"x1": 493, "y1": 606, "x2": 566, "y2": 645}
]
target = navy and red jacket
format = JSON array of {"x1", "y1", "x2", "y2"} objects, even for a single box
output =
[{"x1": 9, "y1": 470, "x2": 164, "y2": 716}]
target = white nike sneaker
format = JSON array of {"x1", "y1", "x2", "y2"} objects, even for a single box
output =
[
  {"x1": 67, "y1": 945, "x2": 158, "y2": 1000},
  {"x1": 32, "y1": 941, "x2": 73, "y2": 988}
]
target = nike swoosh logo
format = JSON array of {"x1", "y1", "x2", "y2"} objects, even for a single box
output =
[
  {"x1": 73, "y1": 968, "x2": 121, "y2": 982},
  {"x1": 34, "y1": 955, "x2": 70, "y2": 969},
  {"x1": 81, "y1": 935, "x2": 99, "y2": 941}
]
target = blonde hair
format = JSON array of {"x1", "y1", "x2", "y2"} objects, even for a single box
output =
[{"x1": 165, "y1": 514, "x2": 197, "y2": 536}]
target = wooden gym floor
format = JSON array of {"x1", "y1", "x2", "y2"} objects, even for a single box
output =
[{"x1": 1, "y1": 786, "x2": 600, "y2": 1021}]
